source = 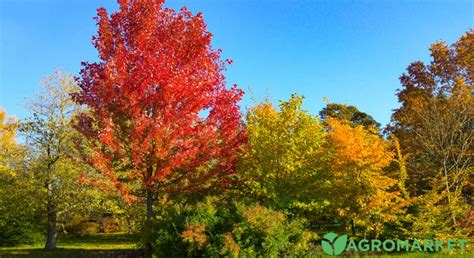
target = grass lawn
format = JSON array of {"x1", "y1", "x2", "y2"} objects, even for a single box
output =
[
  {"x1": 0, "y1": 234, "x2": 471, "y2": 257},
  {"x1": 0, "y1": 233, "x2": 143, "y2": 257}
]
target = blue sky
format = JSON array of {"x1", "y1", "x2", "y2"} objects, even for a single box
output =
[{"x1": 1, "y1": 0, "x2": 472, "y2": 126}]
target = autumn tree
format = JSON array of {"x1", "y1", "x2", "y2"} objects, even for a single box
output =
[
  {"x1": 389, "y1": 30, "x2": 473, "y2": 230},
  {"x1": 241, "y1": 94, "x2": 328, "y2": 213},
  {"x1": 73, "y1": 0, "x2": 245, "y2": 230},
  {"x1": 325, "y1": 118, "x2": 404, "y2": 238}
]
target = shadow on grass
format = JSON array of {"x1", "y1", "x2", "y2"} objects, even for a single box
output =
[
  {"x1": 0, "y1": 233, "x2": 144, "y2": 257},
  {"x1": 59, "y1": 233, "x2": 140, "y2": 245},
  {"x1": 0, "y1": 248, "x2": 145, "y2": 258}
]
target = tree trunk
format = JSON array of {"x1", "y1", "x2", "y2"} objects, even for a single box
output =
[
  {"x1": 442, "y1": 164, "x2": 457, "y2": 226},
  {"x1": 145, "y1": 166, "x2": 154, "y2": 257},
  {"x1": 45, "y1": 180, "x2": 57, "y2": 251},
  {"x1": 146, "y1": 189, "x2": 153, "y2": 220},
  {"x1": 98, "y1": 215, "x2": 105, "y2": 233},
  {"x1": 351, "y1": 219, "x2": 356, "y2": 236}
]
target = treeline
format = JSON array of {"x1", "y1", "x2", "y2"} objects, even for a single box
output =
[{"x1": 0, "y1": 0, "x2": 472, "y2": 256}]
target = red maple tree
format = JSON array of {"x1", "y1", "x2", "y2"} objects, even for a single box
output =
[{"x1": 73, "y1": 0, "x2": 246, "y2": 219}]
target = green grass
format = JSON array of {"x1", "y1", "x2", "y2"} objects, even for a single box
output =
[
  {"x1": 309, "y1": 255, "x2": 471, "y2": 258},
  {"x1": 0, "y1": 234, "x2": 470, "y2": 257},
  {"x1": 58, "y1": 233, "x2": 139, "y2": 249},
  {"x1": 0, "y1": 233, "x2": 143, "y2": 257}
]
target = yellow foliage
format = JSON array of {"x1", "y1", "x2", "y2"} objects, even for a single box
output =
[
  {"x1": 0, "y1": 109, "x2": 20, "y2": 172},
  {"x1": 327, "y1": 118, "x2": 393, "y2": 172},
  {"x1": 326, "y1": 118, "x2": 405, "y2": 237},
  {"x1": 0, "y1": 109, "x2": 18, "y2": 151}
]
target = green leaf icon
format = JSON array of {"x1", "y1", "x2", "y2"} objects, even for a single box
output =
[
  {"x1": 322, "y1": 239, "x2": 334, "y2": 255},
  {"x1": 322, "y1": 232, "x2": 348, "y2": 256},
  {"x1": 333, "y1": 234, "x2": 347, "y2": 255}
]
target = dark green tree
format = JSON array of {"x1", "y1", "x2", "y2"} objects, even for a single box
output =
[{"x1": 319, "y1": 103, "x2": 381, "y2": 131}]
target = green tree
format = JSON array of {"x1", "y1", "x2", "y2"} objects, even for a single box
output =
[
  {"x1": 320, "y1": 102, "x2": 380, "y2": 131},
  {"x1": 20, "y1": 70, "x2": 110, "y2": 250},
  {"x1": 241, "y1": 94, "x2": 329, "y2": 213}
]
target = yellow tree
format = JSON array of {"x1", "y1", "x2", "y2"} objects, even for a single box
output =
[
  {"x1": 326, "y1": 118, "x2": 404, "y2": 238},
  {"x1": 242, "y1": 94, "x2": 329, "y2": 213},
  {"x1": 0, "y1": 109, "x2": 19, "y2": 167}
]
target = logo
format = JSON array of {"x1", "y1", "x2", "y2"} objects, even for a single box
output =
[
  {"x1": 320, "y1": 232, "x2": 467, "y2": 256},
  {"x1": 322, "y1": 232, "x2": 348, "y2": 256}
]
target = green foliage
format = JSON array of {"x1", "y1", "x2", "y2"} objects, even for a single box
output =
[
  {"x1": 0, "y1": 110, "x2": 45, "y2": 246},
  {"x1": 242, "y1": 94, "x2": 329, "y2": 214},
  {"x1": 143, "y1": 197, "x2": 316, "y2": 257},
  {"x1": 0, "y1": 168, "x2": 45, "y2": 246},
  {"x1": 0, "y1": 176, "x2": 45, "y2": 246},
  {"x1": 408, "y1": 184, "x2": 471, "y2": 240},
  {"x1": 63, "y1": 215, "x2": 99, "y2": 237},
  {"x1": 320, "y1": 102, "x2": 381, "y2": 131},
  {"x1": 17, "y1": 69, "x2": 140, "y2": 249},
  {"x1": 231, "y1": 204, "x2": 315, "y2": 257}
]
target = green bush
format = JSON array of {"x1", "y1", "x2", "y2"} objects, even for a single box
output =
[
  {"x1": 0, "y1": 219, "x2": 45, "y2": 246},
  {"x1": 64, "y1": 215, "x2": 99, "y2": 237},
  {"x1": 0, "y1": 172, "x2": 45, "y2": 246},
  {"x1": 142, "y1": 197, "x2": 316, "y2": 257}
]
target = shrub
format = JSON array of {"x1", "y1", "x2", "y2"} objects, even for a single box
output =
[
  {"x1": 0, "y1": 219, "x2": 45, "y2": 246},
  {"x1": 142, "y1": 197, "x2": 316, "y2": 257},
  {"x1": 64, "y1": 215, "x2": 99, "y2": 236},
  {"x1": 0, "y1": 171, "x2": 45, "y2": 246}
]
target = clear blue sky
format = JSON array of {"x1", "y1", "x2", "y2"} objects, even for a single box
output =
[{"x1": 1, "y1": 0, "x2": 472, "y2": 126}]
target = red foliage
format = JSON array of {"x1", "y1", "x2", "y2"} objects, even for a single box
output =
[{"x1": 73, "y1": 0, "x2": 246, "y2": 202}]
